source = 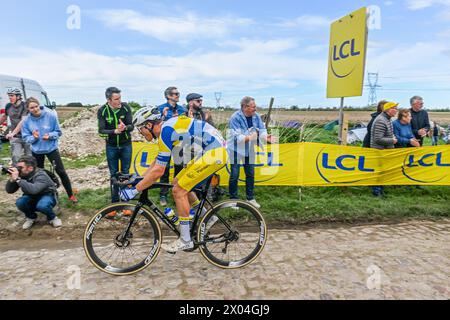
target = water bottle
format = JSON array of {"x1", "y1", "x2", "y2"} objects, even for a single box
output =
[{"x1": 164, "y1": 208, "x2": 179, "y2": 226}]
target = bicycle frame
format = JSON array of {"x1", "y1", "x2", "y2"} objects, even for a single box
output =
[{"x1": 120, "y1": 179, "x2": 227, "y2": 245}]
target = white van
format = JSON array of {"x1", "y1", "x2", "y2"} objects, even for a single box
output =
[
  {"x1": 0, "y1": 74, "x2": 57, "y2": 139},
  {"x1": 0, "y1": 74, "x2": 56, "y2": 109}
]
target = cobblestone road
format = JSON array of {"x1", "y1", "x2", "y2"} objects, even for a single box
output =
[{"x1": 0, "y1": 220, "x2": 448, "y2": 300}]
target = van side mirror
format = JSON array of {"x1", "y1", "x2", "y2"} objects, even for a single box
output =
[{"x1": 52, "y1": 101, "x2": 57, "y2": 109}]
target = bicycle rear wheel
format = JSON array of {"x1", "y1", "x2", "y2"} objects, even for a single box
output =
[
  {"x1": 197, "y1": 200, "x2": 267, "y2": 269},
  {"x1": 83, "y1": 203, "x2": 161, "y2": 276}
]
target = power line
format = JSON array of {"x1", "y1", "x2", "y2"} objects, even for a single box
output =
[
  {"x1": 366, "y1": 72, "x2": 382, "y2": 106},
  {"x1": 379, "y1": 88, "x2": 450, "y2": 92},
  {"x1": 380, "y1": 73, "x2": 450, "y2": 79},
  {"x1": 214, "y1": 92, "x2": 222, "y2": 109}
]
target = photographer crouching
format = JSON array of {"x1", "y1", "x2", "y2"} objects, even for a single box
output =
[{"x1": 4, "y1": 156, "x2": 61, "y2": 230}]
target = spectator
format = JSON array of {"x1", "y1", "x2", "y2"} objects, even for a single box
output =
[
  {"x1": 431, "y1": 122, "x2": 440, "y2": 146},
  {"x1": 186, "y1": 93, "x2": 215, "y2": 126},
  {"x1": 362, "y1": 100, "x2": 386, "y2": 148},
  {"x1": 409, "y1": 96, "x2": 430, "y2": 146},
  {"x1": 22, "y1": 98, "x2": 78, "y2": 204},
  {"x1": 228, "y1": 97, "x2": 276, "y2": 209},
  {"x1": 393, "y1": 109, "x2": 420, "y2": 148},
  {"x1": 157, "y1": 87, "x2": 187, "y2": 206},
  {"x1": 5, "y1": 155, "x2": 61, "y2": 230},
  {"x1": 98, "y1": 87, "x2": 134, "y2": 209},
  {"x1": 0, "y1": 88, "x2": 32, "y2": 165},
  {"x1": 370, "y1": 101, "x2": 398, "y2": 197},
  {"x1": 447, "y1": 125, "x2": 450, "y2": 145},
  {"x1": 186, "y1": 93, "x2": 220, "y2": 201}
]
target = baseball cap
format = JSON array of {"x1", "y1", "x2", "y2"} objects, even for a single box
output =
[
  {"x1": 383, "y1": 102, "x2": 399, "y2": 111},
  {"x1": 186, "y1": 93, "x2": 203, "y2": 103}
]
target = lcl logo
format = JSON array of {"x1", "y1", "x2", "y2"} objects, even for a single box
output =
[
  {"x1": 316, "y1": 150, "x2": 375, "y2": 184},
  {"x1": 330, "y1": 38, "x2": 361, "y2": 79},
  {"x1": 402, "y1": 152, "x2": 450, "y2": 183},
  {"x1": 332, "y1": 39, "x2": 361, "y2": 61}
]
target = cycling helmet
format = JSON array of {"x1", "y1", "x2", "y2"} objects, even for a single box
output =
[
  {"x1": 132, "y1": 106, "x2": 162, "y2": 127},
  {"x1": 7, "y1": 88, "x2": 22, "y2": 96}
]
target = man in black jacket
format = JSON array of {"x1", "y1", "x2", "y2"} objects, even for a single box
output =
[
  {"x1": 409, "y1": 96, "x2": 430, "y2": 146},
  {"x1": 5, "y1": 155, "x2": 60, "y2": 230},
  {"x1": 186, "y1": 93, "x2": 215, "y2": 126},
  {"x1": 98, "y1": 87, "x2": 134, "y2": 205}
]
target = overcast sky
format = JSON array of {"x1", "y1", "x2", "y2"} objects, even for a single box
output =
[{"x1": 1, "y1": 0, "x2": 450, "y2": 108}]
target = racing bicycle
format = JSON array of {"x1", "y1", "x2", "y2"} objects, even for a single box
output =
[{"x1": 83, "y1": 174, "x2": 267, "y2": 276}]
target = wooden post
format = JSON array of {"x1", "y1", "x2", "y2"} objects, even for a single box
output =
[
  {"x1": 341, "y1": 113, "x2": 349, "y2": 146},
  {"x1": 265, "y1": 97, "x2": 275, "y2": 128},
  {"x1": 338, "y1": 97, "x2": 345, "y2": 144}
]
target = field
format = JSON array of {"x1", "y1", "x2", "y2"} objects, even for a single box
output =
[
  {"x1": 211, "y1": 110, "x2": 450, "y2": 126},
  {"x1": 57, "y1": 106, "x2": 83, "y2": 123},
  {"x1": 56, "y1": 106, "x2": 450, "y2": 126}
]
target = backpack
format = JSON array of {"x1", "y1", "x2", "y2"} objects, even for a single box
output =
[{"x1": 44, "y1": 169, "x2": 61, "y2": 189}]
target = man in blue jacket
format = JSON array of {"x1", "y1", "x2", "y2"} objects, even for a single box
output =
[
  {"x1": 228, "y1": 97, "x2": 276, "y2": 209},
  {"x1": 21, "y1": 97, "x2": 77, "y2": 204},
  {"x1": 157, "y1": 87, "x2": 187, "y2": 206}
]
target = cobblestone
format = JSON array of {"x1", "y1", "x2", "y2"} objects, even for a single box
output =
[{"x1": 0, "y1": 220, "x2": 448, "y2": 299}]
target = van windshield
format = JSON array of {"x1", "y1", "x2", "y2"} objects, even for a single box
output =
[{"x1": 40, "y1": 92, "x2": 50, "y2": 106}]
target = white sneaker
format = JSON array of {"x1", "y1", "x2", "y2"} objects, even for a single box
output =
[
  {"x1": 206, "y1": 215, "x2": 219, "y2": 231},
  {"x1": 49, "y1": 217, "x2": 62, "y2": 228},
  {"x1": 22, "y1": 218, "x2": 36, "y2": 230},
  {"x1": 161, "y1": 238, "x2": 194, "y2": 253},
  {"x1": 248, "y1": 199, "x2": 261, "y2": 209}
]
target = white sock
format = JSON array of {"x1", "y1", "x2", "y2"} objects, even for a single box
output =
[
  {"x1": 192, "y1": 202, "x2": 208, "y2": 216},
  {"x1": 179, "y1": 217, "x2": 191, "y2": 243}
]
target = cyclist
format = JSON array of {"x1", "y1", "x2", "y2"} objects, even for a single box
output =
[
  {"x1": 120, "y1": 107, "x2": 227, "y2": 253},
  {"x1": 0, "y1": 88, "x2": 32, "y2": 165}
]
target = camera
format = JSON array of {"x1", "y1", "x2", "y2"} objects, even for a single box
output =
[
  {"x1": 0, "y1": 164, "x2": 22, "y2": 175},
  {"x1": 1, "y1": 165, "x2": 10, "y2": 175}
]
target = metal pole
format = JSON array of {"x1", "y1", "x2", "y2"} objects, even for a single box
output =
[
  {"x1": 338, "y1": 97, "x2": 345, "y2": 145},
  {"x1": 265, "y1": 97, "x2": 275, "y2": 128}
]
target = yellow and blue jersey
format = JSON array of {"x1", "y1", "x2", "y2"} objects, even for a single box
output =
[{"x1": 156, "y1": 115, "x2": 225, "y2": 166}]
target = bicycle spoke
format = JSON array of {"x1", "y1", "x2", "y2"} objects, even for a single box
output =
[
  {"x1": 84, "y1": 205, "x2": 161, "y2": 275},
  {"x1": 199, "y1": 202, "x2": 266, "y2": 268}
]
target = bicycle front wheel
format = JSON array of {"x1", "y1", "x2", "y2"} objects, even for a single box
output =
[
  {"x1": 197, "y1": 200, "x2": 267, "y2": 269},
  {"x1": 83, "y1": 203, "x2": 162, "y2": 276}
]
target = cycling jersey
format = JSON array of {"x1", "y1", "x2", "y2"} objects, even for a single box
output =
[
  {"x1": 156, "y1": 115, "x2": 226, "y2": 166},
  {"x1": 155, "y1": 115, "x2": 227, "y2": 191}
]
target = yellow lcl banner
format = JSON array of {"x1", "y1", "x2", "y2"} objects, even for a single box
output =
[
  {"x1": 327, "y1": 7, "x2": 368, "y2": 98},
  {"x1": 131, "y1": 142, "x2": 450, "y2": 186}
]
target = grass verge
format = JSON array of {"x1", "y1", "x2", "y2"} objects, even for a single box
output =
[{"x1": 58, "y1": 185, "x2": 450, "y2": 224}]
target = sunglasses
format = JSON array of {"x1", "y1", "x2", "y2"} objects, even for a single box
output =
[
  {"x1": 138, "y1": 124, "x2": 156, "y2": 139},
  {"x1": 170, "y1": 92, "x2": 180, "y2": 96}
]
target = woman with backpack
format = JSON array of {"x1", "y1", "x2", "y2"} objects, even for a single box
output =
[{"x1": 21, "y1": 97, "x2": 78, "y2": 204}]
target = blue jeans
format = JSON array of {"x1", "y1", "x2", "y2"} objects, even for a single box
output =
[
  {"x1": 106, "y1": 143, "x2": 132, "y2": 203},
  {"x1": 432, "y1": 136, "x2": 439, "y2": 146},
  {"x1": 372, "y1": 186, "x2": 384, "y2": 196},
  {"x1": 16, "y1": 195, "x2": 57, "y2": 221},
  {"x1": 229, "y1": 157, "x2": 255, "y2": 201}
]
